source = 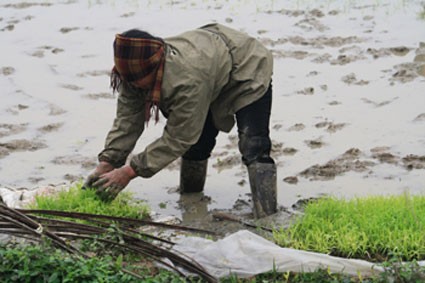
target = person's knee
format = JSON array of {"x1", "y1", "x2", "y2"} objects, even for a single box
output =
[{"x1": 238, "y1": 134, "x2": 274, "y2": 165}]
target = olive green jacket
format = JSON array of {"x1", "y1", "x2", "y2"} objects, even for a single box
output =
[{"x1": 98, "y1": 23, "x2": 273, "y2": 178}]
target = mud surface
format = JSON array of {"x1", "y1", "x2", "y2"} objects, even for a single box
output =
[{"x1": 1, "y1": 0, "x2": 424, "y2": 233}]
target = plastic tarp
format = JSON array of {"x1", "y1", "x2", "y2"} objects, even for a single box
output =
[
  {"x1": 173, "y1": 230, "x2": 385, "y2": 279},
  {"x1": 0, "y1": 186, "x2": 58, "y2": 209}
]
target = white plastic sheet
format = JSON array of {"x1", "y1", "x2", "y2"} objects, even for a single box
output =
[
  {"x1": 0, "y1": 186, "x2": 61, "y2": 208},
  {"x1": 173, "y1": 230, "x2": 385, "y2": 278}
]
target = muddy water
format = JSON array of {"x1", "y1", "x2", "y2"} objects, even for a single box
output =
[{"x1": 1, "y1": 0, "x2": 424, "y2": 232}]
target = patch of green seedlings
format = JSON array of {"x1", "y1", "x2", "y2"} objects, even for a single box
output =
[
  {"x1": 28, "y1": 182, "x2": 150, "y2": 219},
  {"x1": 273, "y1": 193, "x2": 425, "y2": 261}
]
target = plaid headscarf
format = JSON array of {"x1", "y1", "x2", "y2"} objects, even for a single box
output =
[{"x1": 111, "y1": 34, "x2": 165, "y2": 123}]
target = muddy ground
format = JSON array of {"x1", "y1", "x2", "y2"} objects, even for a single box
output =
[{"x1": 0, "y1": 0, "x2": 424, "y2": 235}]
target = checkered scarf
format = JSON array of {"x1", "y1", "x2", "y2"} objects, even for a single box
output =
[{"x1": 111, "y1": 34, "x2": 165, "y2": 123}]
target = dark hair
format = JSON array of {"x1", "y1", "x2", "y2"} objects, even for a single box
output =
[{"x1": 120, "y1": 29, "x2": 163, "y2": 42}]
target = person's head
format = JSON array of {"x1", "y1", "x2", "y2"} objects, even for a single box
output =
[
  {"x1": 119, "y1": 29, "x2": 161, "y2": 41},
  {"x1": 110, "y1": 28, "x2": 166, "y2": 123},
  {"x1": 111, "y1": 28, "x2": 165, "y2": 91}
]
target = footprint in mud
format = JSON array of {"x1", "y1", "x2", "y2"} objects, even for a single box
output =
[
  {"x1": 361, "y1": 97, "x2": 398, "y2": 108},
  {"x1": 391, "y1": 63, "x2": 419, "y2": 83},
  {"x1": 28, "y1": 176, "x2": 45, "y2": 184},
  {"x1": 413, "y1": 113, "x2": 425, "y2": 122},
  {"x1": 315, "y1": 121, "x2": 347, "y2": 133},
  {"x1": 271, "y1": 141, "x2": 283, "y2": 153},
  {"x1": 341, "y1": 73, "x2": 369, "y2": 85},
  {"x1": 263, "y1": 141, "x2": 298, "y2": 157},
  {"x1": 77, "y1": 70, "x2": 110, "y2": 77},
  {"x1": 59, "y1": 27, "x2": 79, "y2": 33},
  {"x1": 299, "y1": 148, "x2": 375, "y2": 181},
  {"x1": 272, "y1": 50, "x2": 311, "y2": 60},
  {"x1": 222, "y1": 135, "x2": 238, "y2": 150},
  {"x1": 295, "y1": 17, "x2": 328, "y2": 32},
  {"x1": 48, "y1": 104, "x2": 66, "y2": 116},
  {"x1": 288, "y1": 123, "x2": 305, "y2": 131},
  {"x1": 282, "y1": 147, "x2": 298, "y2": 156},
  {"x1": 1, "y1": 24, "x2": 15, "y2": 32},
  {"x1": 259, "y1": 37, "x2": 288, "y2": 47},
  {"x1": 331, "y1": 54, "x2": 366, "y2": 65},
  {"x1": 3, "y1": 3, "x2": 52, "y2": 8},
  {"x1": 51, "y1": 155, "x2": 97, "y2": 169},
  {"x1": 0, "y1": 123, "x2": 27, "y2": 138},
  {"x1": 30, "y1": 46, "x2": 64, "y2": 58},
  {"x1": 5, "y1": 104, "x2": 29, "y2": 115},
  {"x1": 37, "y1": 122, "x2": 64, "y2": 133},
  {"x1": 283, "y1": 176, "x2": 298, "y2": 184},
  {"x1": 0, "y1": 139, "x2": 47, "y2": 158},
  {"x1": 120, "y1": 12, "x2": 136, "y2": 18},
  {"x1": 60, "y1": 84, "x2": 83, "y2": 91},
  {"x1": 296, "y1": 87, "x2": 315, "y2": 95},
  {"x1": 371, "y1": 152, "x2": 399, "y2": 165},
  {"x1": 370, "y1": 147, "x2": 395, "y2": 165},
  {"x1": 289, "y1": 35, "x2": 363, "y2": 48},
  {"x1": 63, "y1": 174, "x2": 84, "y2": 183},
  {"x1": 272, "y1": 124, "x2": 283, "y2": 130},
  {"x1": 328, "y1": 100, "x2": 341, "y2": 106},
  {"x1": 312, "y1": 53, "x2": 332, "y2": 64},
  {"x1": 305, "y1": 138, "x2": 325, "y2": 149},
  {"x1": 212, "y1": 154, "x2": 242, "y2": 172},
  {"x1": 1, "y1": 66, "x2": 15, "y2": 76},
  {"x1": 402, "y1": 154, "x2": 425, "y2": 170},
  {"x1": 389, "y1": 46, "x2": 410, "y2": 56},
  {"x1": 83, "y1": 92, "x2": 115, "y2": 100},
  {"x1": 367, "y1": 46, "x2": 411, "y2": 60},
  {"x1": 388, "y1": 43, "x2": 425, "y2": 83},
  {"x1": 367, "y1": 47, "x2": 393, "y2": 59},
  {"x1": 1, "y1": 14, "x2": 35, "y2": 31},
  {"x1": 271, "y1": 142, "x2": 298, "y2": 160}
]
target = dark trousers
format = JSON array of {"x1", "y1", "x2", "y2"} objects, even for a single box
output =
[{"x1": 182, "y1": 83, "x2": 274, "y2": 166}]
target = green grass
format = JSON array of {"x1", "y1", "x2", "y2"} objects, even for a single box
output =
[
  {"x1": 3, "y1": 242, "x2": 425, "y2": 283},
  {"x1": 0, "y1": 243, "x2": 135, "y2": 283},
  {"x1": 28, "y1": 183, "x2": 150, "y2": 219},
  {"x1": 273, "y1": 193, "x2": 425, "y2": 261},
  {"x1": 0, "y1": 243, "x2": 193, "y2": 283}
]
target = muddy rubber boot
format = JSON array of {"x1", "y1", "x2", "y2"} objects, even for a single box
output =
[
  {"x1": 180, "y1": 159, "x2": 208, "y2": 194},
  {"x1": 247, "y1": 162, "x2": 277, "y2": 218}
]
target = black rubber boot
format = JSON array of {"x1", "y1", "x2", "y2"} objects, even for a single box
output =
[
  {"x1": 247, "y1": 162, "x2": 277, "y2": 218},
  {"x1": 180, "y1": 159, "x2": 208, "y2": 194}
]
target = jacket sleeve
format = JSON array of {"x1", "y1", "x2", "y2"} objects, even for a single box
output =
[
  {"x1": 130, "y1": 83, "x2": 210, "y2": 178},
  {"x1": 98, "y1": 82, "x2": 146, "y2": 168}
]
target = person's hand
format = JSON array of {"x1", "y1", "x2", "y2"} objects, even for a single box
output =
[
  {"x1": 92, "y1": 165, "x2": 137, "y2": 202},
  {"x1": 82, "y1": 161, "x2": 115, "y2": 190}
]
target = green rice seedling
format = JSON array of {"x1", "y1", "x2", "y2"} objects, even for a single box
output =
[
  {"x1": 28, "y1": 182, "x2": 150, "y2": 219},
  {"x1": 273, "y1": 193, "x2": 425, "y2": 261}
]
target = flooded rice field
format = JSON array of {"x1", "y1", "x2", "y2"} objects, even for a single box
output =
[{"x1": 1, "y1": 0, "x2": 424, "y2": 229}]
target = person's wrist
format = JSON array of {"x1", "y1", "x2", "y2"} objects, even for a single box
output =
[
  {"x1": 123, "y1": 165, "x2": 137, "y2": 179},
  {"x1": 99, "y1": 161, "x2": 114, "y2": 171}
]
